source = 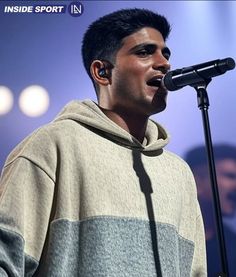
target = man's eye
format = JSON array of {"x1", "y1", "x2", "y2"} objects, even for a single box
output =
[
  {"x1": 136, "y1": 49, "x2": 150, "y2": 57},
  {"x1": 162, "y1": 52, "x2": 170, "y2": 60},
  {"x1": 162, "y1": 50, "x2": 171, "y2": 60}
]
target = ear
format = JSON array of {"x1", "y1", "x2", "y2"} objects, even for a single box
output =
[{"x1": 90, "y1": 60, "x2": 111, "y2": 86}]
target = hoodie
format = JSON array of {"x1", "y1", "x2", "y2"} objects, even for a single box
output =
[{"x1": 0, "y1": 100, "x2": 206, "y2": 276}]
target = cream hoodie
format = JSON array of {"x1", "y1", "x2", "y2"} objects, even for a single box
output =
[{"x1": 0, "y1": 100, "x2": 206, "y2": 276}]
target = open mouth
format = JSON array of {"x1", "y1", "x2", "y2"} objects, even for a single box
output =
[{"x1": 146, "y1": 77, "x2": 163, "y2": 88}]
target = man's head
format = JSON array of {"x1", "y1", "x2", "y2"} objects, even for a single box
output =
[
  {"x1": 185, "y1": 144, "x2": 236, "y2": 217},
  {"x1": 82, "y1": 9, "x2": 170, "y2": 114},
  {"x1": 82, "y1": 8, "x2": 170, "y2": 83}
]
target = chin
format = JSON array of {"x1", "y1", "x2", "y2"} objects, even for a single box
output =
[{"x1": 150, "y1": 95, "x2": 167, "y2": 114}]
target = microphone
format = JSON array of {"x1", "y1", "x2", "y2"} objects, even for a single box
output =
[{"x1": 162, "y1": 57, "x2": 235, "y2": 91}]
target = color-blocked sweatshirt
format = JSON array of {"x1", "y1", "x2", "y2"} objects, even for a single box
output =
[{"x1": 0, "y1": 99, "x2": 207, "y2": 276}]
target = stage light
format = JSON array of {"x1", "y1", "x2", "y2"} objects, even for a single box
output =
[
  {"x1": 0, "y1": 86, "x2": 14, "y2": 115},
  {"x1": 19, "y1": 85, "x2": 50, "y2": 117}
]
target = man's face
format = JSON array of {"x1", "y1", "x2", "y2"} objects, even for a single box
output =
[
  {"x1": 195, "y1": 159, "x2": 236, "y2": 217},
  {"x1": 216, "y1": 159, "x2": 236, "y2": 216},
  {"x1": 105, "y1": 27, "x2": 171, "y2": 116}
]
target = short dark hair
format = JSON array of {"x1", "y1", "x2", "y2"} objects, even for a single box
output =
[
  {"x1": 185, "y1": 144, "x2": 236, "y2": 169},
  {"x1": 81, "y1": 8, "x2": 171, "y2": 89}
]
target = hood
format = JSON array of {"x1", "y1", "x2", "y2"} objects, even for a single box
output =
[{"x1": 54, "y1": 99, "x2": 170, "y2": 152}]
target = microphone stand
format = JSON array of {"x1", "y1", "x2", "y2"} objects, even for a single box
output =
[{"x1": 194, "y1": 79, "x2": 229, "y2": 277}]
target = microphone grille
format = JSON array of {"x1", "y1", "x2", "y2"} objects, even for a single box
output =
[{"x1": 218, "y1": 57, "x2": 235, "y2": 73}]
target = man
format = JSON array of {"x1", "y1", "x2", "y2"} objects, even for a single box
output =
[
  {"x1": 0, "y1": 9, "x2": 206, "y2": 276},
  {"x1": 185, "y1": 144, "x2": 236, "y2": 276}
]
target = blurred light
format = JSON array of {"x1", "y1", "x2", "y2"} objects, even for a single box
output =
[
  {"x1": 0, "y1": 86, "x2": 14, "y2": 115},
  {"x1": 19, "y1": 85, "x2": 50, "y2": 117}
]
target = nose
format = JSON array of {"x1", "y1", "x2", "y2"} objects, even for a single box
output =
[{"x1": 152, "y1": 54, "x2": 170, "y2": 74}]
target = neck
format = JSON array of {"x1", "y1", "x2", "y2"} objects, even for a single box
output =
[{"x1": 99, "y1": 106, "x2": 148, "y2": 143}]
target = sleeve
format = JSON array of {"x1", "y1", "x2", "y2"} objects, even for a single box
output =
[
  {"x1": 0, "y1": 156, "x2": 55, "y2": 276},
  {"x1": 191, "y1": 199, "x2": 207, "y2": 276}
]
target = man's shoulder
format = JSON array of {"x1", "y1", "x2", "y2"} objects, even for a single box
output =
[
  {"x1": 163, "y1": 149, "x2": 190, "y2": 167},
  {"x1": 4, "y1": 115, "x2": 92, "y2": 168},
  {"x1": 162, "y1": 149, "x2": 195, "y2": 181}
]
